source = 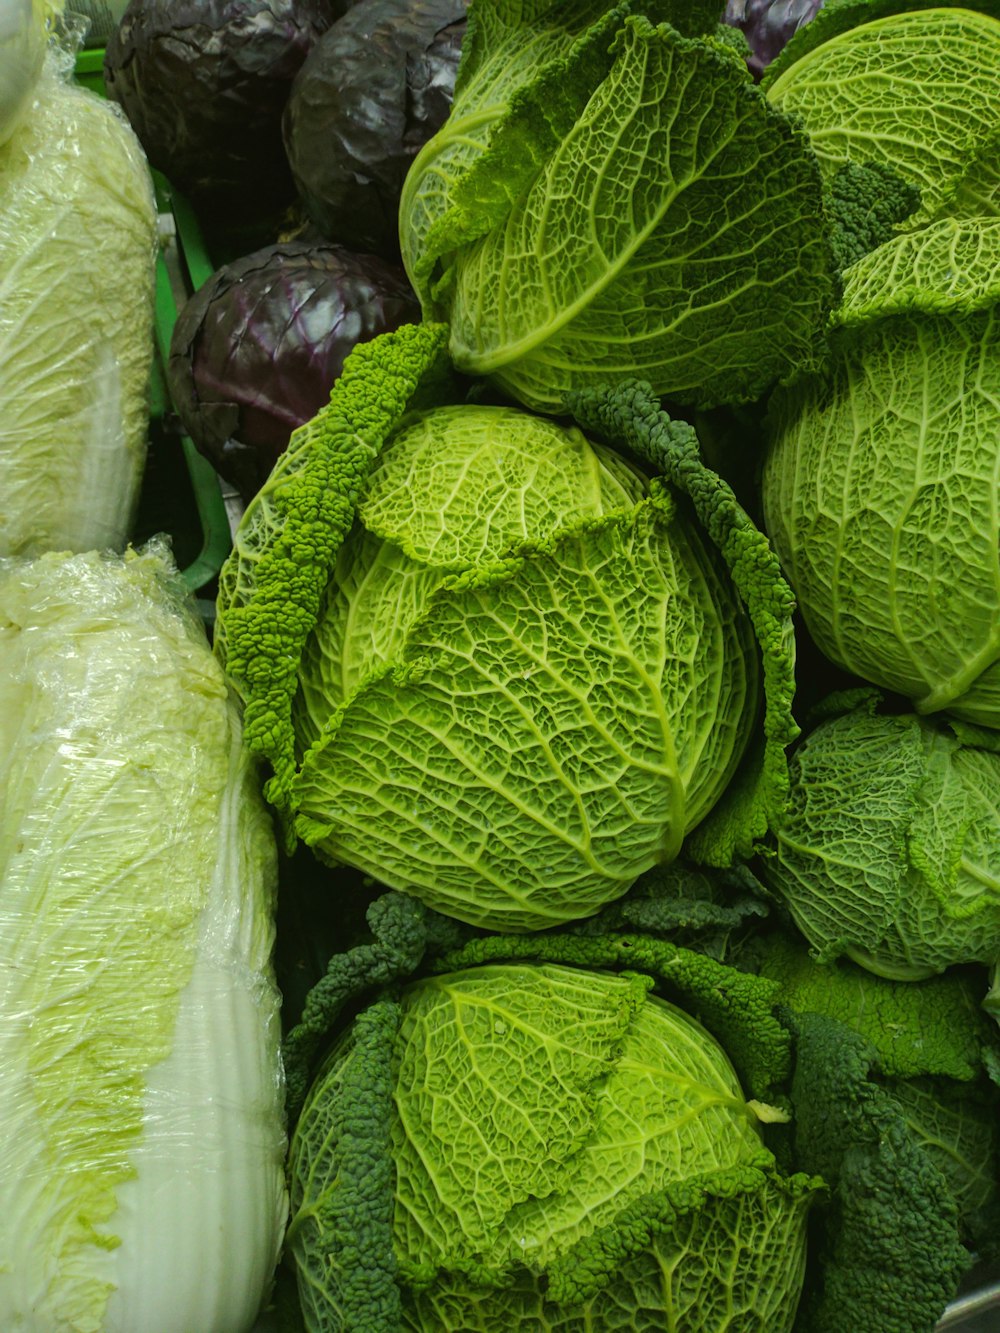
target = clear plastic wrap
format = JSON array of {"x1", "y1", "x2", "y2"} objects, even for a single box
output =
[
  {"x1": 0, "y1": 33, "x2": 158, "y2": 558},
  {"x1": 0, "y1": 542, "x2": 288, "y2": 1333},
  {"x1": 0, "y1": 0, "x2": 48, "y2": 144}
]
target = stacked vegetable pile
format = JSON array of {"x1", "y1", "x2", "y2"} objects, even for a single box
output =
[
  {"x1": 195, "y1": 1, "x2": 1000, "y2": 1329},
  {"x1": 0, "y1": 7, "x2": 291, "y2": 1331},
  {"x1": 3, "y1": 1, "x2": 1000, "y2": 1331},
  {"x1": 101, "y1": 0, "x2": 468, "y2": 501}
]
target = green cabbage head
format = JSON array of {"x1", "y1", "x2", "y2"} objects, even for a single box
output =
[
  {"x1": 761, "y1": 692, "x2": 1000, "y2": 980},
  {"x1": 289, "y1": 403, "x2": 759, "y2": 931},
  {"x1": 762, "y1": 212, "x2": 1000, "y2": 725},
  {"x1": 286, "y1": 962, "x2": 819, "y2": 1332}
]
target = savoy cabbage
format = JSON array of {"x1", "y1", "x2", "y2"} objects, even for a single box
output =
[
  {"x1": 759, "y1": 692, "x2": 1000, "y2": 979},
  {"x1": 216, "y1": 324, "x2": 797, "y2": 933},
  {"x1": 287, "y1": 960, "x2": 819, "y2": 1333},
  {"x1": 760, "y1": 3, "x2": 1000, "y2": 722}
]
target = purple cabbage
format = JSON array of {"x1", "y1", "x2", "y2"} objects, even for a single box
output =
[
  {"x1": 167, "y1": 241, "x2": 421, "y2": 501},
  {"x1": 723, "y1": 0, "x2": 825, "y2": 77},
  {"x1": 283, "y1": 0, "x2": 468, "y2": 262},
  {"x1": 104, "y1": 0, "x2": 336, "y2": 247}
]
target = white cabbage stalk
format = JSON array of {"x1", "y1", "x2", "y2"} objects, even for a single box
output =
[
  {"x1": 0, "y1": 545, "x2": 288, "y2": 1332},
  {"x1": 0, "y1": 48, "x2": 156, "y2": 558}
]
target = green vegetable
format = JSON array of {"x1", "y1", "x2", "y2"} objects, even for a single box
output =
[
  {"x1": 762, "y1": 212, "x2": 1000, "y2": 722},
  {"x1": 0, "y1": 50, "x2": 157, "y2": 557},
  {"x1": 282, "y1": 894, "x2": 1000, "y2": 1332},
  {"x1": 764, "y1": 5, "x2": 1000, "y2": 223},
  {"x1": 887, "y1": 1076, "x2": 1000, "y2": 1251},
  {"x1": 0, "y1": 0, "x2": 49, "y2": 145},
  {"x1": 787, "y1": 1012, "x2": 973, "y2": 1333},
  {"x1": 736, "y1": 929, "x2": 998, "y2": 1083},
  {"x1": 287, "y1": 960, "x2": 819, "y2": 1333},
  {"x1": 217, "y1": 327, "x2": 797, "y2": 933},
  {"x1": 823, "y1": 160, "x2": 921, "y2": 272},
  {"x1": 398, "y1": 0, "x2": 837, "y2": 413},
  {"x1": 291, "y1": 403, "x2": 758, "y2": 931},
  {"x1": 759, "y1": 693, "x2": 1000, "y2": 979},
  {"x1": 0, "y1": 544, "x2": 287, "y2": 1331},
  {"x1": 741, "y1": 931, "x2": 1000, "y2": 1254},
  {"x1": 758, "y1": 5, "x2": 1000, "y2": 722}
]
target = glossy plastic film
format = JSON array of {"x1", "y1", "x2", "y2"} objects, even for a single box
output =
[
  {"x1": 0, "y1": 36, "x2": 158, "y2": 558},
  {"x1": 0, "y1": 543, "x2": 288, "y2": 1332}
]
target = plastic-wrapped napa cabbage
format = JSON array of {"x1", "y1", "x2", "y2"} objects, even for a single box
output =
[
  {"x1": 0, "y1": 42, "x2": 157, "y2": 557},
  {"x1": 0, "y1": 543, "x2": 287, "y2": 1332},
  {"x1": 0, "y1": 0, "x2": 50, "y2": 144}
]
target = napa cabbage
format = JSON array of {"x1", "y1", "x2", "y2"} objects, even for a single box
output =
[
  {"x1": 0, "y1": 47, "x2": 157, "y2": 557},
  {"x1": 0, "y1": 0, "x2": 50, "y2": 144},
  {"x1": 0, "y1": 544, "x2": 287, "y2": 1333}
]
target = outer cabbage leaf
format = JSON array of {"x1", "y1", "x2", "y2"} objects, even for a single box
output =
[
  {"x1": 736, "y1": 930, "x2": 998, "y2": 1083},
  {"x1": 402, "y1": 7, "x2": 836, "y2": 413},
  {"x1": 215, "y1": 322, "x2": 455, "y2": 829},
  {"x1": 788, "y1": 1012, "x2": 972, "y2": 1333},
  {"x1": 399, "y1": 0, "x2": 722, "y2": 282},
  {"x1": 761, "y1": 0, "x2": 1000, "y2": 89},
  {"x1": 888, "y1": 1077, "x2": 1000, "y2": 1252},
  {"x1": 759, "y1": 695, "x2": 1000, "y2": 978},
  {"x1": 286, "y1": 998, "x2": 403, "y2": 1333},
  {"x1": 763, "y1": 305, "x2": 1000, "y2": 724},
  {"x1": 0, "y1": 546, "x2": 286, "y2": 1332},
  {"x1": 0, "y1": 55, "x2": 156, "y2": 557},
  {"x1": 837, "y1": 215, "x2": 1000, "y2": 325},
  {"x1": 765, "y1": 6, "x2": 1000, "y2": 222},
  {"x1": 569, "y1": 379, "x2": 799, "y2": 865}
]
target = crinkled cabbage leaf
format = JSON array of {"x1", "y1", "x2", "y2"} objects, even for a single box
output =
[
  {"x1": 764, "y1": 5, "x2": 1000, "y2": 221},
  {"x1": 760, "y1": 693, "x2": 1000, "y2": 979},
  {"x1": 399, "y1": 0, "x2": 837, "y2": 413}
]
